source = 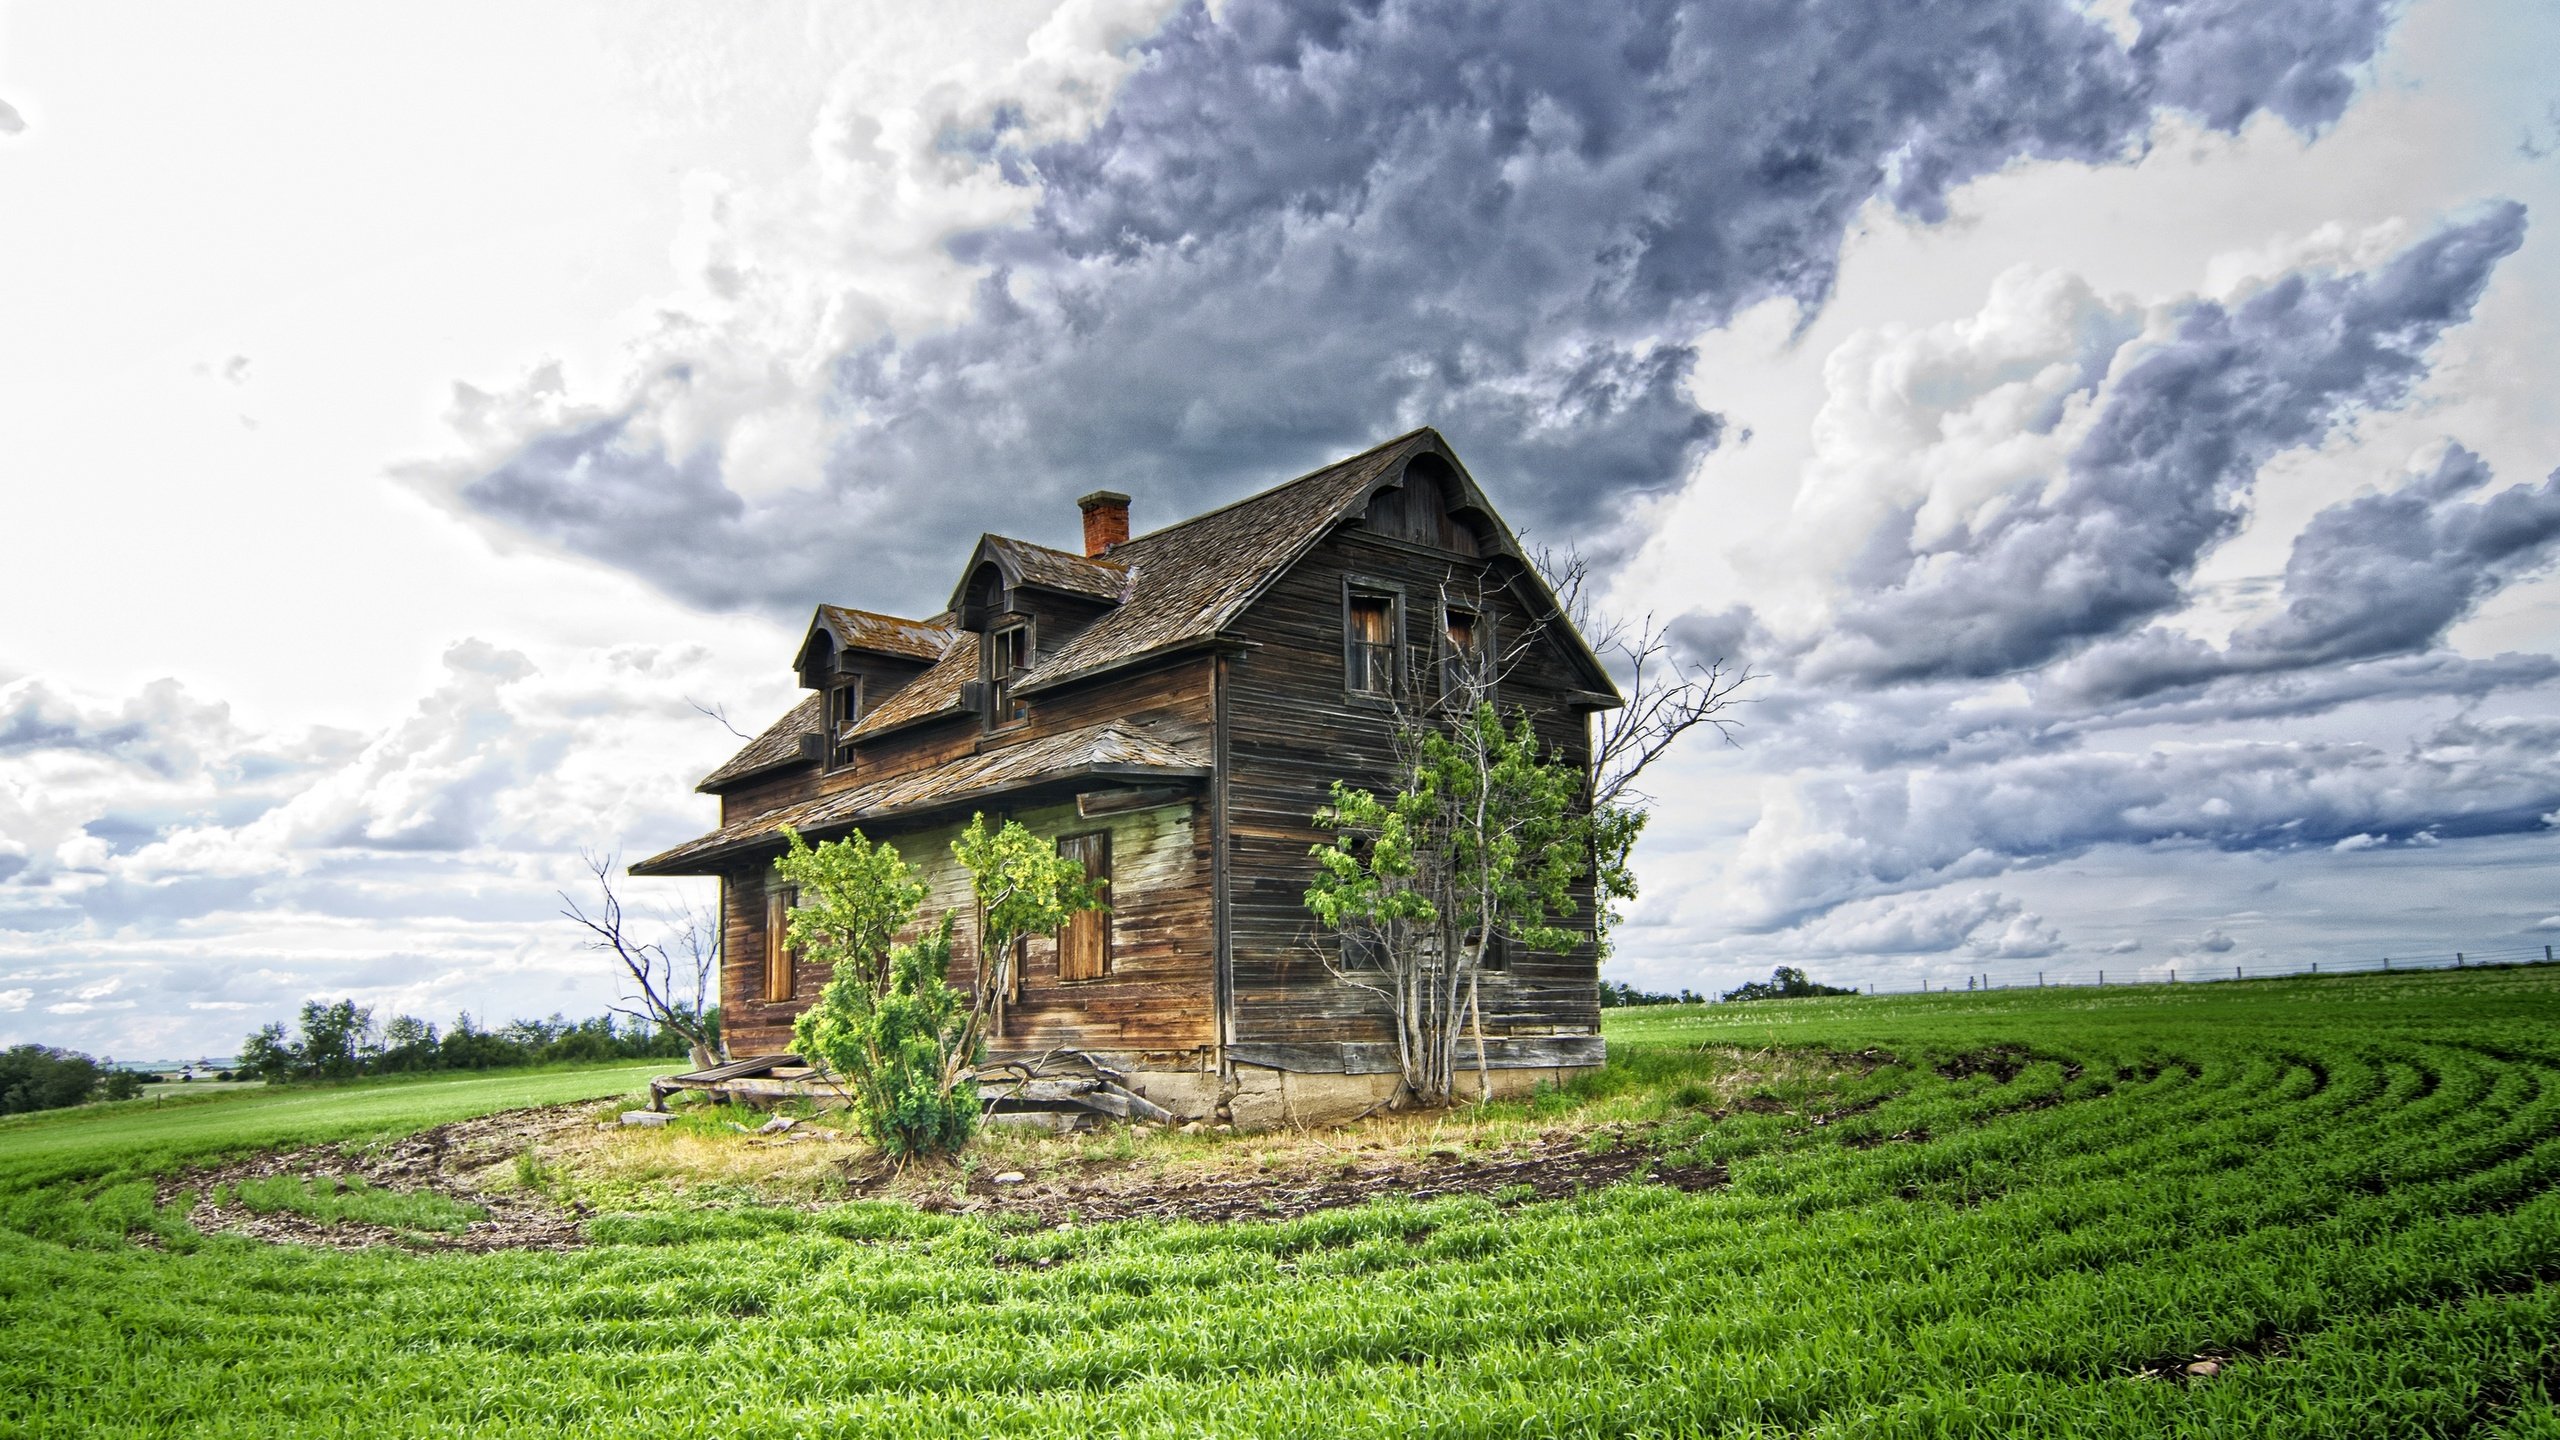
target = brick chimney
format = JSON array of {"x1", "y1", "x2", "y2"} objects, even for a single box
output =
[{"x1": 1078, "y1": 490, "x2": 1131, "y2": 557}]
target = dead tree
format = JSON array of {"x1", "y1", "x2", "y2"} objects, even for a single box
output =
[
  {"x1": 1530, "y1": 546, "x2": 1757, "y2": 949},
  {"x1": 561, "y1": 851, "x2": 723, "y2": 1068},
  {"x1": 1531, "y1": 545, "x2": 1757, "y2": 811}
]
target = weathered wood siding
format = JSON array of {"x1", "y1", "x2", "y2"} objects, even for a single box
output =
[
  {"x1": 719, "y1": 796, "x2": 1214, "y2": 1059},
  {"x1": 1222, "y1": 523, "x2": 1604, "y2": 1054},
  {"x1": 714, "y1": 653, "x2": 1216, "y2": 1057}
]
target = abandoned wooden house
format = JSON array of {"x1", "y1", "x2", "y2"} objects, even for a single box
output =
[{"x1": 631, "y1": 428, "x2": 1623, "y2": 1127}]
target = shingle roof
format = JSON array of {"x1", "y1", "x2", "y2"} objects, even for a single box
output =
[
  {"x1": 694, "y1": 425, "x2": 1616, "y2": 789},
  {"x1": 847, "y1": 631, "x2": 981, "y2": 741},
  {"x1": 636, "y1": 719, "x2": 1209, "y2": 875},
  {"x1": 697, "y1": 693, "x2": 823, "y2": 791},
  {"x1": 979, "y1": 536, "x2": 1130, "y2": 605},
  {"x1": 816, "y1": 605, "x2": 954, "y2": 663},
  {"x1": 1013, "y1": 430, "x2": 1428, "y2": 695}
]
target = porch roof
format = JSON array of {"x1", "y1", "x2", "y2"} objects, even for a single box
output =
[{"x1": 630, "y1": 719, "x2": 1208, "y2": 877}]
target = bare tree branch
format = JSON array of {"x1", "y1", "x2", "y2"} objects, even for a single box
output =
[
  {"x1": 560, "y1": 850, "x2": 722, "y2": 1068},
  {"x1": 1528, "y1": 542, "x2": 1760, "y2": 809},
  {"x1": 686, "y1": 697, "x2": 752, "y2": 739}
]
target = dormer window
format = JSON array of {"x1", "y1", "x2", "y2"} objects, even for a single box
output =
[
  {"x1": 986, "y1": 623, "x2": 1031, "y2": 729},
  {"x1": 825, "y1": 678, "x2": 862, "y2": 768}
]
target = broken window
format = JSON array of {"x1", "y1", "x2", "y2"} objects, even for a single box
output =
[
  {"x1": 826, "y1": 678, "x2": 862, "y2": 768},
  {"x1": 764, "y1": 881, "x2": 799, "y2": 1002},
  {"x1": 987, "y1": 624, "x2": 1031, "y2": 728},
  {"x1": 1346, "y1": 591, "x2": 1397, "y2": 695},
  {"x1": 1056, "y1": 831, "x2": 1112, "y2": 982}
]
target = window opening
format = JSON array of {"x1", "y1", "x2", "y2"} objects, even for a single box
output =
[
  {"x1": 1443, "y1": 606, "x2": 1487, "y2": 698},
  {"x1": 764, "y1": 882, "x2": 799, "y2": 1002},
  {"x1": 1057, "y1": 832, "x2": 1112, "y2": 981},
  {"x1": 987, "y1": 625, "x2": 1031, "y2": 727},
  {"x1": 1346, "y1": 592, "x2": 1396, "y2": 695},
  {"x1": 826, "y1": 678, "x2": 862, "y2": 768}
]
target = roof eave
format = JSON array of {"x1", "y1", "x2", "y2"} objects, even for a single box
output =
[{"x1": 633, "y1": 762, "x2": 1210, "y2": 877}]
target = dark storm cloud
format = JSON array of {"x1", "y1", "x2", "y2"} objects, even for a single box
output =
[
  {"x1": 434, "y1": 0, "x2": 2401, "y2": 619},
  {"x1": 1796, "y1": 203, "x2": 2530, "y2": 687},
  {"x1": 2055, "y1": 445, "x2": 2560, "y2": 704}
]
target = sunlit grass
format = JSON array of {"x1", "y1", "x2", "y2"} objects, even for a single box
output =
[{"x1": 3, "y1": 972, "x2": 2557, "y2": 1437}]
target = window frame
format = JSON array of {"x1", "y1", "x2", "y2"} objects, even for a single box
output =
[
  {"x1": 1439, "y1": 602, "x2": 1494, "y2": 704},
  {"x1": 1054, "y1": 830, "x2": 1113, "y2": 983},
  {"x1": 1341, "y1": 578, "x2": 1404, "y2": 702},
  {"x1": 825, "y1": 675, "x2": 864, "y2": 770},
  {"x1": 984, "y1": 620, "x2": 1034, "y2": 731},
  {"x1": 763, "y1": 879, "x2": 800, "y2": 1002}
]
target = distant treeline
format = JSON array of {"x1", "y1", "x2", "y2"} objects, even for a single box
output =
[
  {"x1": 239, "y1": 999, "x2": 713, "y2": 1082},
  {"x1": 1599, "y1": 967, "x2": 1862, "y2": 1009},
  {"x1": 1, "y1": 1045, "x2": 150, "y2": 1115},
  {"x1": 1598, "y1": 980, "x2": 1706, "y2": 1007}
]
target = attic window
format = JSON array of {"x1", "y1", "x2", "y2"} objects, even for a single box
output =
[
  {"x1": 826, "y1": 678, "x2": 862, "y2": 768},
  {"x1": 1345, "y1": 591, "x2": 1397, "y2": 695},
  {"x1": 986, "y1": 623, "x2": 1031, "y2": 728}
]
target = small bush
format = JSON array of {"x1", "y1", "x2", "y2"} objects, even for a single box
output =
[{"x1": 795, "y1": 916, "x2": 979, "y2": 1160}]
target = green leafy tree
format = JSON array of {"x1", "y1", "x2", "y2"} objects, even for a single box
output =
[
  {"x1": 775, "y1": 825, "x2": 927, "y2": 997},
  {"x1": 0, "y1": 1044, "x2": 108, "y2": 1114},
  {"x1": 784, "y1": 817, "x2": 1095, "y2": 1159},
  {"x1": 1719, "y1": 966, "x2": 1860, "y2": 1002},
  {"x1": 1306, "y1": 701, "x2": 1597, "y2": 1106},
  {"x1": 237, "y1": 1022, "x2": 298, "y2": 1081},
  {"x1": 295, "y1": 999, "x2": 375, "y2": 1080},
  {"x1": 947, "y1": 811, "x2": 1106, "y2": 1087},
  {"x1": 793, "y1": 914, "x2": 975, "y2": 1159}
]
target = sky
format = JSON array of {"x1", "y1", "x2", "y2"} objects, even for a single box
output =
[{"x1": 3, "y1": 0, "x2": 2556, "y2": 1060}]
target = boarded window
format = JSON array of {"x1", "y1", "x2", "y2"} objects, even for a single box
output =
[
  {"x1": 764, "y1": 883, "x2": 798, "y2": 1002},
  {"x1": 1056, "y1": 832, "x2": 1112, "y2": 982},
  {"x1": 1346, "y1": 593, "x2": 1396, "y2": 694}
]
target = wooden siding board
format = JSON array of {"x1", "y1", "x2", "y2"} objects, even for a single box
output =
[{"x1": 1221, "y1": 527, "x2": 1604, "y2": 1051}]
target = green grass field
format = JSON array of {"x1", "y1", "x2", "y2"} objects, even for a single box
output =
[{"x1": 4, "y1": 973, "x2": 2557, "y2": 1437}]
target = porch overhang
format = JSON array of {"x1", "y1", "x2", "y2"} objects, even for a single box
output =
[{"x1": 630, "y1": 719, "x2": 1209, "y2": 878}]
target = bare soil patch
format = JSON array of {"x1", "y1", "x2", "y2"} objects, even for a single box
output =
[
  {"x1": 891, "y1": 1124, "x2": 1727, "y2": 1229},
  {"x1": 158, "y1": 1102, "x2": 597, "y2": 1252}
]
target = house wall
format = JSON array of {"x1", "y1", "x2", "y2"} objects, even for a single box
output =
[
  {"x1": 712, "y1": 653, "x2": 1220, "y2": 1083},
  {"x1": 1221, "y1": 522, "x2": 1606, "y2": 1077}
]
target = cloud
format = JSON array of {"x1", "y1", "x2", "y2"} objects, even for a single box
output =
[
  {"x1": 1766, "y1": 888, "x2": 2064, "y2": 959},
  {"x1": 1790, "y1": 204, "x2": 2529, "y2": 686},
  {"x1": 0, "y1": 989, "x2": 29, "y2": 1012},
  {"x1": 2054, "y1": 443, "x2": 2560, "y2": 704},
  {"x1": 414, "y1": 0, "x2": 2404, "y2": 620},
  {"x1": 1718, "y1": 713, "x2": 2560, "y2": 927},
  {"x1": 0, "y1": 98, "x2": 23, "y2": 137}
]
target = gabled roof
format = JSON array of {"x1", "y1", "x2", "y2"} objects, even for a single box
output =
[
  {"x1": 693, "y1": 426, "x2": 1621, "y2": 790},
  {"x1": 809, "y1": 605, "x2": 954, "y2": 665},
  {"x1": 1007, "y1": 427, "x2": 1616, "y2": 701},
  {"x1": 953, "y1": 535, "x2": 1131, "y2": 609},
  {"x1": 698, "y1": 693, "x2": 823, "y2": 792},
  {"x1": 637, "y1": 719, "x2": 1209, "y2": 875}
]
